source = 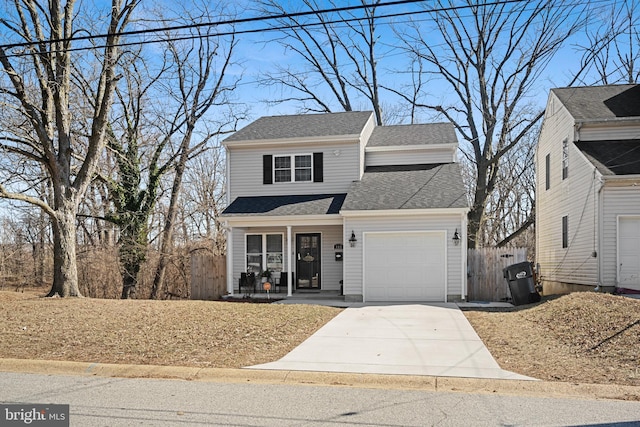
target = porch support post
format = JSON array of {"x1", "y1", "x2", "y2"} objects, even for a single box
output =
[
  {"x1": 287, "y1": 225, "x2": 293, "y2": 297},
  {"x1": 226, "y1": 226, "x2": 234, "y2": 295}
]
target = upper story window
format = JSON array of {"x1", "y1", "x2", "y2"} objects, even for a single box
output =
[
  {"x1": 263, "y1": 153, "x2": 323, "y2": 184},
  {"x1": 545, "y1": 153, "x2": 551, "y2": 190},
  {"x1": 294, "y1": 155, "x2": 312, "y2": 181},
  {"x1": 274, "y1": 156, "x2": 292, "y2": 182},
  {"x1": 562, "y1": 139, "x2": 569, "y2": 180},
  {"x1": 273, "y1": 154, "x2": 312, "y2": 183}
]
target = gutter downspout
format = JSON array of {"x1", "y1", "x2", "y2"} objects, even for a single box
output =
[
  {"x1": 225, "y1": 224, "x2": 234, "y2": 295},
  {"x1": 595, "y1": 169, "x2": 605, "y2": 291},
  {"x1": 287, "y1": 226, "x2": 292, "y2": 297}
]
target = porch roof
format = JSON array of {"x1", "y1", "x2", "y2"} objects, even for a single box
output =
[
  {"x1": 342, "y1": 163, "x2": 469, "y2": 211},
  {"x1": 221, "y1": 193, "x2": 347, "y2": 216}
]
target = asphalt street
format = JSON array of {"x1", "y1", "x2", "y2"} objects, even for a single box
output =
[{"x1": 2, "y1": 371, "x2": 640, "y2": 426}]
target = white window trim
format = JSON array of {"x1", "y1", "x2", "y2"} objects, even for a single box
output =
[
  {"x1": 273, "y1": 153, "x2": 313, "y2": 183},
  {"x1": 245, "y1": 233, "x2": 285, "y2": 274},
  {"x1": 562, "y1": 138, "x2": 569, "y2": 180}
]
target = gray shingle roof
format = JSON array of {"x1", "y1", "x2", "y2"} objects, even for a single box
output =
[
  {"x1": 341, "y1": 163, "x2": 469, "y2": 211},
  {"x1": 221, "y1": 194, "x2": 347, "y2": 216},
  {"x1": 575, "y1": 140, "x2": 640, "y2": 175},
  {"x1": 224, "y1": 111, "x2": 373, "y2": 143},
  {"x1": 366, "y1": 123, "x2": 457, "y2": 147},
  {"x1": 552, "y1": 84, "x2": 640, "y2": 121}
]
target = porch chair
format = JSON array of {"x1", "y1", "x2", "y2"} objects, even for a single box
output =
[
  {"x1": 239, "y1": 272, "x2": 256, "y2": 295},
  {"x1": 276, "y1": 272, "x2": 295, "y2": 293}
]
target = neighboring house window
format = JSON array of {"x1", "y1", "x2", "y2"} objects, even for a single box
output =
[
  {"x1": 545, "y1": 153, "x2": 551, "y2": 190},
  {"x1": 562, "y1": 215, "x2": 568, "y2": 248},
  {"x1": 263, "y1": 153, "x2": 323, "y2": 184},
  {"x1": 562, "y1": 139, "x2": 569, "y2": 180},
  {"x1": 246, "y1": 234, "x2": 283, "y2": 275}
]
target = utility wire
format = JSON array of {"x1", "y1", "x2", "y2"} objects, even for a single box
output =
[{"x1": 0, "y1": 0, "x2": 529, "y2": 57}]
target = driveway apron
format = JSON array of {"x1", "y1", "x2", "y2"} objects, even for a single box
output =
[{"x1": 249, "y1": 303, "x2": 534, "y2": 380}]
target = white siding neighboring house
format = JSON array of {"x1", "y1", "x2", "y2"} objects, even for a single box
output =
[
  {"x1": 221, "y1": 111, "x2": 469, "y2": 302},
  {"x1": 536, "y1": 84, "x2": 640, "y2": 295}
]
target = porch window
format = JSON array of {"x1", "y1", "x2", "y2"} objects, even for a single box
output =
[{"x1": 246, "y1": 233, "x2": 283, "y2": 275}]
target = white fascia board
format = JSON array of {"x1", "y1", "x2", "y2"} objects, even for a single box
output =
[
  {"x1": 222, "y1": 134, "x2": 361, "y2": 148},
  {"x1": 340, "y1": 208, "x2": 470, "y2": 218},
  {"x1": 365, "y1": 143, "x2": 458, "y2": 153},
  {"x1": 576, "y1": 117, "x2": 640, "y2": 126},
  {"x1": 223, "y1": 214, "x2": 343, "y2": 228}
]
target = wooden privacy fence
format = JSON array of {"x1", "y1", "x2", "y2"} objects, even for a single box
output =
[
  {"x1": 467, "y1": 247, "x2": 527, "y2": 302},
  {"x1": 190, "y1": 251, "x2": 226, "y2": 300}
]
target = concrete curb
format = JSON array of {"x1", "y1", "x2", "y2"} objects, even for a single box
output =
[{"x1": 1, "y1": 358, "x2": 638, "y2": 401}]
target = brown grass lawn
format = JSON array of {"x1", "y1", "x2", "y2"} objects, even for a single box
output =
[
  {"x1": 1, "y1": 288, "x2": 639, "y2": 386},
  {"x1": 0, "y1": 289, "x2": 340, "y2": 369},
  {"x1": 463, "y1": 292, "x2": 640, "y2": 387}
]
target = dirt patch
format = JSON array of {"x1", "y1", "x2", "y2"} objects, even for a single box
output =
[{"x1": 463, "y1": 292, "x2": 640, "y2": 386}]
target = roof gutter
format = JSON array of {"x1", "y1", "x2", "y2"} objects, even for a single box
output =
[
  {"x1": 340, "y1": 207, "x2": 470, "y2": 217},
  {"x1": 365, "y1": 143, "x2": 458, "y2": 152},
  {"x1": 222, "y1": 214, "x2": 343, "y2": 227},
  {"x1": 222, "y1": 134, "x2": 361, "y2": 148}
]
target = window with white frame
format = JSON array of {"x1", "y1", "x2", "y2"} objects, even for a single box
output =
[
  {"x1": 562, "y1": 139, "x2": 569, "y2": 180},
  {"x1": 274, "y1": 154, "x2": 312, "y2": 183},
  {"x1": 264, "y1": 153, "x2": 323, "y2": 185},
  {"x1": 246, "y1": 234, "x2": 283, "y2": 275}
]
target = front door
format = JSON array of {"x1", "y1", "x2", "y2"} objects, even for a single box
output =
[{"x1": 296, "y1": 233, "x2": 321, "y2": 289}]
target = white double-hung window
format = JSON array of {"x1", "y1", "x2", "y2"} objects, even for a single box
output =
[{"x1": 273, "y1": 154, "x2": 312, "y2": 183}]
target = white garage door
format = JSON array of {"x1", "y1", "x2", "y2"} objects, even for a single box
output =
[
  {"x1": 364, "y1": 232, "x2": 446, "y2": 302},
  {"x1": 619, "y1": 217, "x2": 640, "y2": 291}
]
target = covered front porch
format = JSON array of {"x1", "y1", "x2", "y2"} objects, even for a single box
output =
[{"x1": 223, "y1": 219, "x2": 346, "y2": 298}]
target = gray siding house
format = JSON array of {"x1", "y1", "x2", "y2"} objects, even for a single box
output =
[
  {"x1": 221, "y1": 111, "x2": 469, "y2": 302},
  {"x1": 536, "y1": 84, "x2": 640, "y2": 295}
]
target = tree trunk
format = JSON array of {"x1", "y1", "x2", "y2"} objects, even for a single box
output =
[
  {"x1": 120, "y1": 259, "x2": 140, "y2": 299},
  {"x1": 119, "y1": 223, "x2": 147, "y2": 299},
  {"x1": 47, "y1": 206, "x2": 81, "y2": 297},
  {"x1": 150, "y1": 145, "x2": 189, "y2": 299}
]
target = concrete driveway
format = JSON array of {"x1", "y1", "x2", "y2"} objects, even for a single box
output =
[{"x1": 249, "y1": 303, "x2": 534, "y2": 380}]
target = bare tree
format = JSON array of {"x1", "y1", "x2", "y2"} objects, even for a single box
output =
[
  {"x1": 0, "y1": 0, "x2": 138, "y2": 296},
  {"x1": 180, "y1": 148, "x2": 227, "y2": 254},
  {"x1": 579, "y1": 0, "x2": 640, "y2": 84},
  {"x1": 149, "y1": 4, "x2": 244, "y2": 299},
  {"x1": 256, "y1": 0, "x2": 387, "y2": 123},
  {"x1": 393, "y1": 0, "x2": 589, "y2": 248}
]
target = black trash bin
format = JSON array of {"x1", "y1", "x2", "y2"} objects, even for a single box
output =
[{"x1": 503, "y1": 261, "x2": 541, "y2": 306}]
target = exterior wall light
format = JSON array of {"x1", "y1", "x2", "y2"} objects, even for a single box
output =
[
  {"x1": 453, "y1": 229, "x2": 461, "y2": 246},
  {"x1": 349, "y1": 231, "x2": 357, "y2": 248}
]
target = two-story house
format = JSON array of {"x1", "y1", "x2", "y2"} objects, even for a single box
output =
[
  {"x1": 221, "y1": 111, "x2": 469, "y2": 302},
  {"x1": 536, "y1": 84, "x2": 640, "y2": 295}
]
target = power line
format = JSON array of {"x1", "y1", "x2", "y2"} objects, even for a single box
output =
[
  {"x1": 0, "y1": 0, "x2": 530, "y2": 58},
  {"x1": 0, "y1": 0, "x2": 431, "y2": 51}
]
